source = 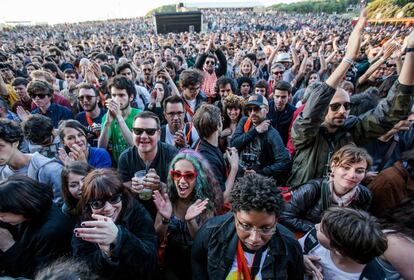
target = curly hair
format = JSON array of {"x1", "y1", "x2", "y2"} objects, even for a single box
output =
[
  {"x1": 167, "y1": 149, "x2": 223, "y2": 215},
  {"x1": 230, "y1": 174, "x2": 284, "y2": 216},
  {"x1": 222, "y1": 94, "x2": 245, "y2": 129},
  {"x1": 0, "y1": 119, "x2": 24, "y2": 144}
]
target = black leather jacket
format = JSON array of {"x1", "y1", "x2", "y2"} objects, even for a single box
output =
[
  {"x1": 191, "y1": 213, "x2": 304, "y2": 280},
  {"x1": 280, "y1": 178, "x2": 372, "y2": 233}
]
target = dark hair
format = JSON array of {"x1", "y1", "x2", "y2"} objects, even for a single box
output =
[
  {"x1": 58, "y1": 119, "x2": 88, "y2": 145},
  {"x1": 134, "y1": 111, "x2": 161, "y2": 129},
  {"x1": 35, "y1": 258, "x2": 98, "y2": 280},
  {"x1": 379, "y1": 193, "x2": 414, "y2": 239},
  {"x1": 63, "y1": 68, "x2": 78, "y2": 79},
  {"x1": 42, "y1": 62, "x2": 59, "y2": 74},
  {"x1": 0, "y1": 118, "x2": 23, "y2": 144},
  {"x1": 165, "y1": 61, "x2": 177, "y2": 73},
  {"x1": 109, "y1": 75, "x2": 136, "y2": 98},
  {"x1": 236, "y1": 77, "x2": 253, "y2": 93},
  {"x1": 22, "y1": 114, "x2": 54, "y2": 145},
  {"x1": 115, "y1": 63, "x2": 133, "y2": 75},
  {"x1": 95, "y1": 53, "x2": 108, "y2": 62},
  {"x1": 349, "y1": 91, "x2": 379, "y2": 116},
  {"x1": 27, "y1": 80, "x2": 54, "y2": 96},
  {"x1": 163, "y1": 94, "x2": 184, "y2": 110},
  {"x1": 173, "y1": 55, "x2": 183, "y2": 64},
  {"x1": 0, "y1": 175, "x2": 53, "y2": 220},
  {"x1": 304, "y1": 70, "x2": 319, "y2": 87},
  {"x1": 214, "y1": 76, "x2": 236, "y2": 95},
  {"x1": 179, "y1": 69, "x2": 204, "y2": 89},
  {"x1": 61, "y1": 161, "x2": 94, "y2": 215},
  {"x1": 100, "y1": 64, "x2": 115, "y2": 78},
  {"x1": 230, "y1": 174, "x2": 284, "y2": 216},
  {"x1": 321, "y1": 207, "x2": 388, "y2": 264},
  {"x1": 77, "y1": 169, "x2": 133, "y2": 221},
  {"x1": 154, "y1": 80, "x2": 171, "y2": 102},
  {"x1": 193, "y1": 103, "x2": 222, "y2": 139},
  {"x1": 12, "y1": 77, "x2": 29, "y2": 87},
  {"x1": 273, "y1": 80, "x2": 292, "y2": 95},
  {"x1": 222, "y1": 94, "x2": 244, "y2": 129}
]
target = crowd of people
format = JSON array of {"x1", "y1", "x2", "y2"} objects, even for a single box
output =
[{"x1": 0, "y1": 6, "x2": 413, "y2": 280}]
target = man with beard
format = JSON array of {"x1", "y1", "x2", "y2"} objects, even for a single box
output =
[
  {"x1": 139, "y1": 60, "x2": 154, "y2": 91},
  {"x1": 75, "y1": 83, "x2": 107, "y2": 147},
  {"x1": 267, "y1": 81, "x2": 296, "y2": 145},
  {"x1": 288, "y1": 13, "x2": 414, "y2": 187},
  {"x1": 98, "y1": 76, "x2": 141, "y2": 165},
  {"x1": 160, "y1": 95, "x2": 199, "y2": 149},
  {"x1": 231, "y1": 94, "x2": 291, "y2": 185}
]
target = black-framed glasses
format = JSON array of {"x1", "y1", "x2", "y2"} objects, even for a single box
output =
[
  {"x1": 166, "y1": 111, "x2": 184, "y2": 117},
  {"x1": 89, "y1": 193, "x2": 122, "y2": 210},
  {"x1": 30, "y1": 93, "x2": 50, "y2": 99},
  {"x1": 205, "y1": 60, "x2": 215, "y2": 65},
  {"x1": 329, "y1": 102, "x2": 351, "y2": 112},
  {"x1": 133, "y1": 127, "x2": 158, "y2": 136},
  {"x1": 234, "y1": 215, "x2": 277, "y2": 236},
  {"x1": 78, "y1": 95, "x2": 96, "y2": 101}
]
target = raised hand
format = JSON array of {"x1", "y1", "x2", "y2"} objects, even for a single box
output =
[
  {"x1": 345, "y1": 9, "x2": 367, "y2": 60},
  {"x1": 16, "y1": 106, "x2": 30, "y2": 121},
  {"x1": 74, "y1": 214, "x2": 119, "y2": 247},
  {"x1": 185, "y1": 199, "x2": 209, "y2": 221},
  {"x1": 153, "y1": 190, "x2": 173, "y2": 220}
]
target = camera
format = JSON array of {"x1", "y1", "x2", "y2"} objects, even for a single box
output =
[{"x1": 241, "y1": 152, "x2": 258, "y2": 170}]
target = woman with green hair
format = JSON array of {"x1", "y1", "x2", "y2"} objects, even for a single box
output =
[{"x1": 153, "y1": 149, "x2": 223, "y2": 279}]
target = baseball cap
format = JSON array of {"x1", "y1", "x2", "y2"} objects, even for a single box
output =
[
  {"x1": 276, "y1": 53, "x2": 291, "y2": 63},
  {"x1": 246, "y1": 94, "x2": 269, "y2": 108}
]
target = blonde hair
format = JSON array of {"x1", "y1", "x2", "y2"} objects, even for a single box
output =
[{"x1": 236, "y1": 58, "x2": 257, "y2": 78}]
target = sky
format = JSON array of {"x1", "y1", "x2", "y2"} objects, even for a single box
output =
[{"x1": 1, "y1": 0, "x2": 298, "y2": 24}]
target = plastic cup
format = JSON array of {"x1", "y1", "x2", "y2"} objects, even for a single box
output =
[{"x1": 134, "y1": 170, "x2": 152, "y2": 200}]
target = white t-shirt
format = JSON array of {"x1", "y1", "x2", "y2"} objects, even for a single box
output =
[
  {"x1": 184, "y1": 98, "x2": 197, "y2": 121},
  {"x1": 299, "y1": 234, "x2": 361, "y2": 280},
  {"x1": 225, "y1": 248, "x2": 269, "y2": 280}
]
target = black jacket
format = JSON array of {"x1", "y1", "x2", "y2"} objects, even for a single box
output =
[
  {"x1": 191, "y1": 213, "x2": 304, "y2": 280},
  {"x1": 0, "y1": 203, "x2": 73, "y2": 278},
  {"x1": 231, "y1": 116, "x2": 292, "y2": 184},
  {"x1": 72, "y1": 200, "x2": 157, "y2": 280},
  {"x1": 280, "y1": 178, "x2": 372, "y2": 233},
  {"x1": 194, "y1": 48, "x2": 227, "y2": 77}
]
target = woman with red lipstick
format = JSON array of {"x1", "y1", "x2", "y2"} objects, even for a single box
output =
[
  {"x1": 152, "y1": 149, "x2": 223, "y2": 280},
  {"x1": 72, "y1": 169, "x2": 157, "y2": 280},
  {"x1": 280, "y1": 145, "x2": 373, "y2": 234}
]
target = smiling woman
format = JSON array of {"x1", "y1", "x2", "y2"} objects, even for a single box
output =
[
  {"x1": 280, "y1": 144, "x2": 374, "y2": 234},
  {"x1": 72, "y1": 168, "x2": 157, "y2": 280}
]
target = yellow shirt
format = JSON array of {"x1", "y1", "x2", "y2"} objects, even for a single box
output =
[{"x1": 5, "y1": 84, "x2": 20, "y2": 107}]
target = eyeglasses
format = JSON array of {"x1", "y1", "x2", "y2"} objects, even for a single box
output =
[
  {"x1": 30, "y1": 93, "x2": 50, "y2": 99},
  {"x1": 205, "y1": 60, "x2": 215, "y2": 65},
  {"x1": 132, "y1": 127, "x2": 158, "y2": 136},
  {"x1": 234, "y1": 215, "x2": 277, "y2": 236},
  {"x1": 78, "y1": 95, "x2": 96, "y2": 101},
  {"x1": 166, "y1": 111, "x2": 184, "y2": 117},
  {"x1": 143, "y1": 68, "x2": 152, "y2": 72},
  {"x1": 258, "y1": 58, "x2": 266, "y2": 61},
  {"x1": 272, "y1": 71, "x2": 283, "y2": 75},
  {"x1": 170, "y1": 170, "x2": 197, "y2": 181},
  {"x1": 89, "y1": 193, "x2": 122, "y2": 210},
  {"x1": 329, "y1": 102, "x2": 351, "y2": 112},
  {"x1": 245, "y1": 106, "x2": 261, "y2": 113}
]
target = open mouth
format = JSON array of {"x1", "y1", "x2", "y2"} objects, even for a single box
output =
[{"x1": 177, "y1": 184, "x2": 189, "y2": 196}]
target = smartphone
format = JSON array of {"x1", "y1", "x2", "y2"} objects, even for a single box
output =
[{"x1": 64, "y1": 146, "x2": 71, "y2": 154}]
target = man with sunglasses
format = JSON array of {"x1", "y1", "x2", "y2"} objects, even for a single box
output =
[
  {"x1": 27, "y1": 80, "x2": 73, "y2": 128},
  {"x1": 118, "y1": 112, "x2": 178, "y2": 218},
  {"x1": 192, "y1": 174, "x2": 304, "y2": 279},
  {"x1": 289, "y1": 13, "x2": 414, "y2": 187},
  {"x1": 231, "y1": 94, "x2": 291, "y2": 185},
  {"x1": 75, "y1": 83, "x2": 107, "y2": 146}
]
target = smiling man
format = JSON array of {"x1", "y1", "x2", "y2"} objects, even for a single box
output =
[
  {"x1": 192, "y1": 174, "x2": 304, "y2": 280},
  {"x1": 117, "y1": 111, "x2": 178, "y2": 218}
]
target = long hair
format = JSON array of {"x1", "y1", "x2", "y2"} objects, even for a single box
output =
[
  {"x1": 76, "y1": 169, "x2": 133, "y2": 222},
  {"x1": 222, "y1": 94, "x2": 245, "y2": 129},
  {"x1": 167, "y1": 149, "x2": 223, "y2": 215},
  {"x1": 61, "y1": 161, "x2": 94, "y2": 215}
]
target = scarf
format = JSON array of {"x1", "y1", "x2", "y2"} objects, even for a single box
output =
[
  {"x1": 329, "y1": 180, "x2": 360, "y2": 207},
  {"x1": 202, "y1": 70, "x2": 217, "y2": 98}
]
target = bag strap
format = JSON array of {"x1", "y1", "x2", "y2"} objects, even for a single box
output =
[
  {"x1": 321, "y1": 180, "x2": 331, "y2": 212},
  {"x1": 303, "y1": 228, "x2": 319, "y2": 254},
  {"x1": 377, "y1": 134, "x2": 399, "y2": 172}
]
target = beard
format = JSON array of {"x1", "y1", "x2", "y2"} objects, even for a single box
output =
[{"x1": 84, "y1": 102, "x2": 97, "y2": 112}]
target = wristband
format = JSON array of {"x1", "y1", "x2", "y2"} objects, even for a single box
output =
[
  {"x1": 343, "y1": 57, "x2": 355, "y2": 65},
  {"x1": 161, "y1": 216, "x2": 170, "y2": 225},
  {"x1": 406, "y1": 48, "x2": 414, "y2": 53}
]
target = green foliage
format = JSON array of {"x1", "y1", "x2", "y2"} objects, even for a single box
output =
[
  {"x1": 270, "y1": 0, "x2": 359, "y2": 14},
  {"x1": 367, "y1": 0, "x2": 414, "y2": 17},
  {"x1": 146, "y1": 4, "x2": 176, "y2": 17}
]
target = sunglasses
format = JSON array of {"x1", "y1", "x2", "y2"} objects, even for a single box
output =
[
  {"x1": 89, "y1": 193, "x2": 122, "y2": 210},
  {"x1": 258, "y1": 58, "x2": 266, "y2": 61},
  {"x1": 133, "y1": 127, "x2": 158, "y2": 136},
  {"x1": 30, "y1": 93, "x2": 50, "y2": 99},
  {"x1": 78, "y1": 95, "x2": 96, "y2": 101},
  {"x1": 329, "y1": 102, "x2": 351, "y2": 112},
  {"x1": 245, "y1": 106, "x2": 261, "y2": 113},
  {"x1": 272, "y1": 71, "x2": 283, "y2": 75},
  {"x1": 170, "y1": 170, "x2": 197, "y2": 181},
  {"x1": 205, "y1": 60, "x2": 215, "y2": 65}
]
